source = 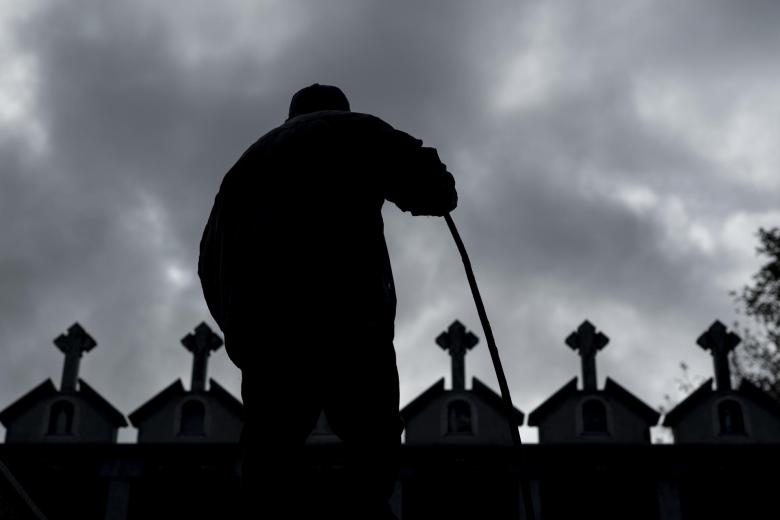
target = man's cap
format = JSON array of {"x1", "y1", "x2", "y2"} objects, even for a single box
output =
[{"x1": 288, "y1": 84, "x2": 351, "y2": 120}]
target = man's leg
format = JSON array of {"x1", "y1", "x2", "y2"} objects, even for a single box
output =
[
  {"x1": 240, "y1": 363, "x2": 322, "y2": 519},
  {"x1": 324, "y1": 336, "x2": 403, "y2": 519}
]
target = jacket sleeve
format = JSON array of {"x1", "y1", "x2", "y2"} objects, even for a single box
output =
[
  {"x1": 198, "y1": 191, "x2": 226, "y2": 333},
  {"x1": 373, "y1": 122, "x2": 457, "y2": 216}
]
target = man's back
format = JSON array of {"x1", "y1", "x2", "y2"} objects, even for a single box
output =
[{"x1": 200, "y1": 109, "x2": 455, "y2": 368}]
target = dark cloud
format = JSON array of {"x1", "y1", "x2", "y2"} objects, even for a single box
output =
[{"x1": 1, "y1": 0, "x2": 778, "y2": 442}]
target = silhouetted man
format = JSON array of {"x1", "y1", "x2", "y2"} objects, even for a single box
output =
[{"x1": 198, "y1": 84, "x2": 457, "y2": 519}]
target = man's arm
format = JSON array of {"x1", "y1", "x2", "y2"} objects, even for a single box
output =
[
  {"x1": 198, "y1": 191, "x2": 226, "y2": 332},
  {"x1": 372, "y1": 123, "x2": 457, "y2": 216}
]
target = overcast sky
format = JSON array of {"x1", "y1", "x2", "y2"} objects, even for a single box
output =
[{"x1": 1, "y1": 0, "x2": 779, "y2": 443}]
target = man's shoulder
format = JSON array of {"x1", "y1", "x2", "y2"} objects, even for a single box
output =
[
  {"x1": 284, "y1": 110, "x2": 392, "y2": 131},
  {"x1": 222, "y1": 111, "x2": 397, "y2": 181},
  {"x1": 241, "y1": 112, "x2": 395, "y2": 153}
]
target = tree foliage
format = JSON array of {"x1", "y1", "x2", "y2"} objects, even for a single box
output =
[{"x1": 731, "y1": 227, "x2": 780, "y2": 400}]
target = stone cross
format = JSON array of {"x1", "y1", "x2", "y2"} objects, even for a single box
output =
[
  {"x1": 696, "y1": 320, "x2": 740, "y2": 391},
  {"x1": 54, "y1": 323, "x2": 96, "y2": 392},
  {"x1": 181, "y1": 322, "x2": 223, "y2": 392},
  {"x1": 566, "y1": 320, "x2": 609, "y2": 391},
  {"x1": 436, "y1": 320, "x2": 479, "y2": 391}
]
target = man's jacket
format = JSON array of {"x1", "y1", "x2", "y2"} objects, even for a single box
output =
[{"x1": 198, "y1": 110, "x2": 457, "y2": 369}]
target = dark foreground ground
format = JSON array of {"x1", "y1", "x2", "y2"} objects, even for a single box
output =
[{"x1": 1, "y1": 443, "x2": 778, "y2": 520}]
